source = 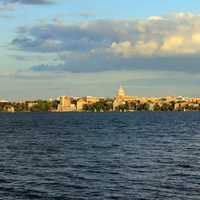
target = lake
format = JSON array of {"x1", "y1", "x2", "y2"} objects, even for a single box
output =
[{"x1": 0, "y1": 112, "x2": 199, "y2": 199}]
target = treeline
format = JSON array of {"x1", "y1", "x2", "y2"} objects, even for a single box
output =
[
  {"x1": 83, "y1": 100, "x2": 113, "y2": 112},
  {"x1": 28, "y1": 100, "x2": 59, "y2": 112},
  {"x1": 0, "y1": 100, "x2": 59, "y2": 112},
  {"x1": 1, "y1": 99, "x2": 200, "y2": 112},
  {"x1": 83, "y1": 100, "x2": 200, "y2": 112}
]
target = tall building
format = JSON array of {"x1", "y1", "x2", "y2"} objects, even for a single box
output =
[
  {"x1": 113, "y1": 86, "x2": 135, "y2": 110},
  {"x1": 117, "y1": 85, "x2": 126, "y2": 97}
]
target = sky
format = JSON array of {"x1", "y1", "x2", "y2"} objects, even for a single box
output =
[{"x1": 1, "y1": 0, "x2": 200, "y2": 100}]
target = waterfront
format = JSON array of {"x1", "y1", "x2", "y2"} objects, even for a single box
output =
[
  {"x1": 2, "y1": 86, "x2": 200, "y2": 112},
  {"x1": 0, "y1": 112, "x2": 199, "y2": 199}
]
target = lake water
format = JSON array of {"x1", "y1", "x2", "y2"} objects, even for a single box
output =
[{"x1": 0, "y1": 112, "x2": 199, "y2": 199}]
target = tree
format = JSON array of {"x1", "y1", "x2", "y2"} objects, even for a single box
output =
[
  {"x1": 82, "y1": 99, "x2": 114, "y2": 112},
  {"x1": 115, "y1": 102, "x2": 129, "y2": 112},
  {"x1": 143, "y1": 103, "x2": 150, "y2": 111},
  {"x1": 83, "y1": 104, "x2": 94, "y2": 112},
  {"x1": 13, "y1": 102, "x2": 27, "y2": 112},
  {"x1": 128, "y1": 101, "x2": 137, "y2": 111},
  {"x1": 161, "y1": 103, "x2": 174, "y2": 111},
  {"x1": 30, "y1": 100, "x2": 57, "y2": 112},
  {"x1": 153, "y1": 104, "x2": 161, "y2": 111}
]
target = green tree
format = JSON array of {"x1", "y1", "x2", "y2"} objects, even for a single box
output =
[
  {"x1": 83, "y1": 104, "x2": 94, "y2": 112},
  {"x1": 153, "y1": 104, "x2": 161, "y2": 111},
  {"x1": 143, "y1": 103, "x2": 150, "y2": 111},
  {"x1": 161, "y1": 103, "x2": 171, "y2": 111},
  {"x1": 30, "y1": 100, "x2": 50, "y2": 112}
]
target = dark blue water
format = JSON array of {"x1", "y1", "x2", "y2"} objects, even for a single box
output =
[{"x1": 0, "y1": 112, "x2": 199, "y2": 200}]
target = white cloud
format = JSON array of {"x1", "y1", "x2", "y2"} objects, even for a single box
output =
[
  {"x1": 161, "y1": 35, "x2": 185, "y2": 52},
  {"x1": 192, "y1": 33, "x2": 200, "y2": 44},
  {"x1": 12, "y1": 12, "x2": 200, "y2": 56},
  {"x1": 148, "y1": 16, "x2": 163, "y2": 21},
  {"x1": 111, "y1": 40, "x2": 158, "y2": 57}
]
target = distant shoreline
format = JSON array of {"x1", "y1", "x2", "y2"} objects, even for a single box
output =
[
  {"x1": 1, "y1": 87, "x2": 200, "y2": 112},
  {"x1": 0, "y1": 110, "x2": 198, "y2": 113}
]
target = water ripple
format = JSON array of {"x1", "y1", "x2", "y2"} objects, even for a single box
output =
[{"x1": 0, "y1": 112, "x2": 199, "y2": 199}]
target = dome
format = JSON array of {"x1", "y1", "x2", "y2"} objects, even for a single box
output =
[{"x1": 117, "y1": 86, "x2": 126, "y2": 97}]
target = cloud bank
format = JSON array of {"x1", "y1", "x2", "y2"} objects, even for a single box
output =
[{"x1": 11, "y1": 13, "x2": 200, "y2": 73}]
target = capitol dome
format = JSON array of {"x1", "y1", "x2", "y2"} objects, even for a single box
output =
[{"x1": 117, "y1": 86, "x2": 126, "y2": 97}]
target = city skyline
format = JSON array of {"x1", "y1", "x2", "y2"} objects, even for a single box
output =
[
  {"x1": 1, "y1": 0, "x2": 200, "y2": 100},
  {"x1": 1, "y1": 85, "x2": 200, "y2": 112}
]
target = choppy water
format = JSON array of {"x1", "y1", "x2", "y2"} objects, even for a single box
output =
[{"x1": 0, "y1": 112, "x2": 199, "y2": 200}]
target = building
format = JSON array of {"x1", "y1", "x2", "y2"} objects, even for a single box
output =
[
  {"x1": 0, "y1": 100, "x2": 8, "y2": 107},
  {"x1": 26, "y1": 101, "x2": 38, "y2": 110},
  {"x1": 4, "y1": 105, "x2": 15, "y2": 112},
  {"x1": 118, "y1": 85, "x2": 126, "y2": 97},
  {"x1": 76, "y1": 96, "x2": 101, "y2": 111},
  {"x1": 76, "y1": 98, "x2": 87, "y2": 111},
  {"x1": 57, "y1": 96, "x2": 76, "y2": 112},
  {"x1": 174, "y1": 102, "x2": 188, "y2": 110},
  {"x1": 113, "y1": 86, "x2": 136, "y2": 110}
]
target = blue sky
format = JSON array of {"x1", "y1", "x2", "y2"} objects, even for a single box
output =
[{"x1": 1, "y1": 0, "x2": 200, "y2": 100}]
